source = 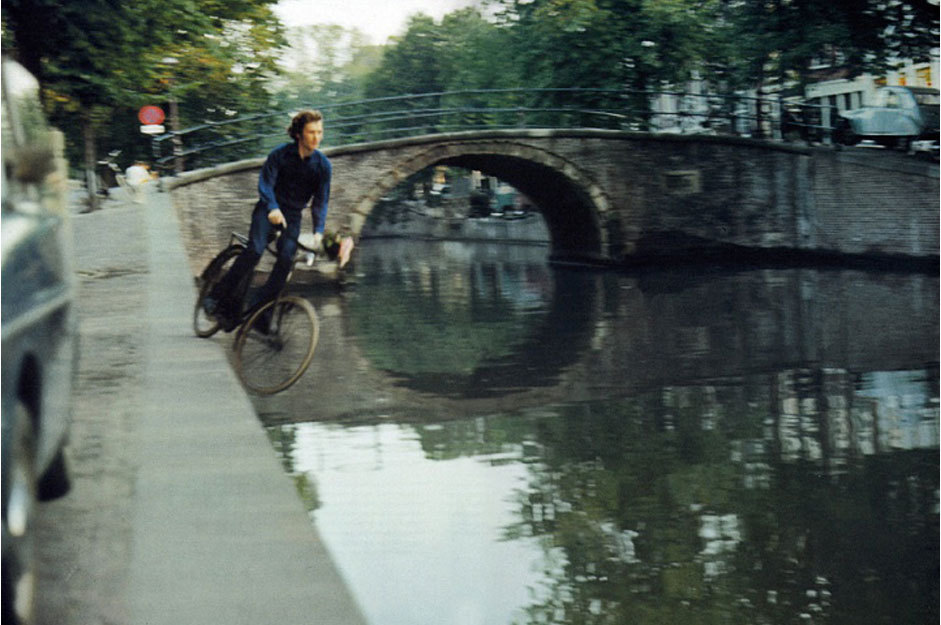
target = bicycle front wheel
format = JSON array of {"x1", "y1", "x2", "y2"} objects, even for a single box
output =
[
  {"x1": 194, "y1": 244, "x2": 243, "y2": 338},
  {"x1": 234, "y1": 295, "x2": 319, "y2": 395}
]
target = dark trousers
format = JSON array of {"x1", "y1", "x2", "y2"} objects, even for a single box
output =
[{"x1": 210, "y1": 203, "x2": 302, "y2": 316}]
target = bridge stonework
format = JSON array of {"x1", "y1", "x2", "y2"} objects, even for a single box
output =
[{"x1": 166, "y1": 129, "x2": 939, "y2": 275}]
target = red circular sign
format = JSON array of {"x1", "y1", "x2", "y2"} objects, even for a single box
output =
[{"x1": 138, "y1": 105, "x2": 165, "y2": 125}]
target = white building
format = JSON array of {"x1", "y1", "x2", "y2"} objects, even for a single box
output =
[{"x1": 804, "y1": 51, "x2": 940, "y2": 111}]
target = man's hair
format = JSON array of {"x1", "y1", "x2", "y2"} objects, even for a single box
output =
[{"x1": 288, "y1": 110, "x2": 324, "y2": 140}]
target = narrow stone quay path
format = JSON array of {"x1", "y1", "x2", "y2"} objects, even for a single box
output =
[{"x1": 33, "y1": 188, "x2": 367, "y2": 625}]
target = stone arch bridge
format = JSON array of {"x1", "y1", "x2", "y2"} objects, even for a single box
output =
[{"x1": 166, "y1": 129, "x2": 938, "y2": 275}]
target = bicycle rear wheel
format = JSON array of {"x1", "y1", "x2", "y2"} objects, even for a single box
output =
[
  {"x1": 194, "y1": 244, "x2": 243, "y2": 338},
  {"x1": 234, "y1": 295, "x2": 319, "y2": 395}
]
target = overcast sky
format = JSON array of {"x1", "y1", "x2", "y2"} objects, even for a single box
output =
[{"x1": 274, "y1": 0, "x2": 481, "y2": 44}]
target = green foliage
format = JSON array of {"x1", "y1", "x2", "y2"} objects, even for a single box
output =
[
  {"x1": 361, "y1": 8, "x2": 522, "y2": 123},
  {"x1": 716, "y1": 0, "x2": 939, "y2": 91},
  {"x1": 437, "y1": 9, "x2": 521, "y2": 92},
  {"x1": 2, "y1": 0, "x2": 284, "y2": 173},
  {"x1": 277, "y1": 24, "x2": 381, "y2": 109},
  {"x1": 364, "y1": 14, "x2": 445, "y2": 98},
  {"x1": 489, "y1": 0, "x2": 725, "y2": 91}
]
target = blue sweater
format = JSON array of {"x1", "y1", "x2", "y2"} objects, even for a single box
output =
[{"x1": 257, "y1": 142, "x2": 332, "y2": 233}]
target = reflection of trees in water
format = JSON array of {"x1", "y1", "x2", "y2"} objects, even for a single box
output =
[
  {"x1": 417, "y1": 369, "x2": 939, "y2": 625},
  {"x1": 266, "y1": 426, "x2": 320, "y2": 512},
  {"x1": 346, "y1": 247, "x2": 596, "y2": 398}
]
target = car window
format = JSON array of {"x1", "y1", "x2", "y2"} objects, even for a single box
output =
[
  {"x1": 913, "y1": 92, "x2": 940, "y2": 106},
  {"x1": 1, "y1": 60, "x2": 48, "y2": 149},
  {"x1": 873, "y1": 89, "x2": 903, "y2": 108},
  {"x1": 2, "y1": 59, "x2": 65, "y2": 216}
]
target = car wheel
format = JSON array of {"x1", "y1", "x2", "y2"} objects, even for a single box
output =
[
  {"x1": 2, "y1": 400, "x2": 37, "y2": 625},
  {"x1": 37, "y1": 449, "x2": 70, "y2": 502},
  {"x1": 834, "y1": 118, "x2": 859, "y2": 146}
]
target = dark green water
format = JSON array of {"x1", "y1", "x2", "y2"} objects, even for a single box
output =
[{"x1": 260, "y1": 239, "x2": 939, "y2": 625}]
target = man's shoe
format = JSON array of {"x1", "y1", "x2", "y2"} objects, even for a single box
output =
[
  {"x1": 209, "y1": 297, "x2": 242, "y2": 333},
  {"x1": 220, "y1": 311, "x2": 241, "y2": 333},
  {"x1": 202, "y1": 294, "x2": 218, "y2": 316},
  {"x1": 204, "y1": 295, "x2": 236, "y2": 331},
  {"x1": 251, "y1": 309, "x2": 273, "y2": 335}
]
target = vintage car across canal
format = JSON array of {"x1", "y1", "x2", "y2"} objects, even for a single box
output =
[{"x1": 834, "y1": 85, "x2": 940, "y2": 151}]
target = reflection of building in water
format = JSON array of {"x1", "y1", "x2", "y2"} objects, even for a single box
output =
[
  {"x1": 628, "y1": 368, "x2": 936, "y2": 599},
  {"x1": 776, "y1": 369, "x2": 826, "y2": 462},
  {"x1": 856, "y1": 371, "x2": 940, "y2": 452},
  {"x1": 733, "y1": 437, "x2": 773, "y2": 490},
  {"x1": 773, "y1": 368, "x2": 939, "y2": 468},
  {"x1": 699, "y1": 513, "x2": 742, "y2": 580},
  {"x1": 657, "y1": 368, "x2": 938, "y2": 484}
]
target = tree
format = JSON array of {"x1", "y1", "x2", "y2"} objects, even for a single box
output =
[
  {"x1": 436, "y1": 8, "x2": 520, "y2": 92},
  {"x1": 486, "y1": 0, "x2": 728, "y2": 127},
  {"x1": 1, "y1": 0, "x2": 283, "y2": 207},
  {"x1": 364, "y1": 14, "x2": 445, "y2": 98},
  {"x1": 278, "y1": 23, "x2": 379, "y2": 107},
  {"x1": 719, "y1": 0, "x2": 940, "y2": 92},
  {"x1": 435, "y1": 9, "x2": 522, "y2": 128}
]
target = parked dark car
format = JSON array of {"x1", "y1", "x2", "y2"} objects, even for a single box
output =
[
  {"x1": 2, "y1": 57, "x2": 76, "y2": 625},
  {"x1": 835, "y1": 85, "x2": 940, "y2": 150}
]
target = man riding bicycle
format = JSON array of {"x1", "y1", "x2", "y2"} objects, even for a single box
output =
[{"x1": 203, "y1": 109, "x2": 334, "y2": 331}]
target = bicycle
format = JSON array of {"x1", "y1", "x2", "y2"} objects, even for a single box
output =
[
  {"x1": 193, "y1": 230, "x2": 320, "y2": 395},
  {"x1": 94, "y1": 149, "x2": 134, "y2": 198}
]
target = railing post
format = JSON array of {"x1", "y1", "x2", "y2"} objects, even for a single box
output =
[
  {"x1": 773, "y1": 95, "x2": 783, "y2": 141},
  {"x1": 729, "y1": 95, "x2": 738, "y2": 137}
]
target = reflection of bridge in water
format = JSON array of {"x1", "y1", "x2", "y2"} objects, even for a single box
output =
[{"x1": 253, "y1": 241, "x2": 939, "y2": 467}]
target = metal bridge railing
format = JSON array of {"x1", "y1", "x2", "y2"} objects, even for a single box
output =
[{"x1": 151, "y1": 88, "x2": 836, "y2": 172}]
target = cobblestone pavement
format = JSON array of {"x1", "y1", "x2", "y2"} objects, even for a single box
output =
[{"x1": 34, "y1": 202, "x2": 144, "y2": 625}]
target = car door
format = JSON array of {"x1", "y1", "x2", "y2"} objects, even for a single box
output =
[{"x1": 870, "y1": 88, "x2": 900, "y2": 135}]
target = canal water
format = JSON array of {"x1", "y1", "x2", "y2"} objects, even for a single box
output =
[{"x1": 253, "y1": 239, "x2": 939, "y2": 625}]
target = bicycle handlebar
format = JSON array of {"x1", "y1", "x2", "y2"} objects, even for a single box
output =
[
  {"x1": 229, "y1": 228, "x2": 318, "y2": 258},
  {"x1": 228, "y1": 225, "x2": 352, "y2": 270}
]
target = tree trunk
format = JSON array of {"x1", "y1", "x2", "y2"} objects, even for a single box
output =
[
  {"x1": 169, "y1": 95, "x2": 184, "y2": 174},
  {"x1": 83, "y1": 116, "x2": 100, "y2": 212}
]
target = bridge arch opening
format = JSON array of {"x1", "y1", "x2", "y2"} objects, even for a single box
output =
[
  {"x1": 440, "y1": 153, "x2": 605, "y2": 262},
  {"x1": 354, "y1": 143, "x2": 609, "y2": 264},
  {"x1": 361, "y1": 165, "x2": 551, "y2": 243}
]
